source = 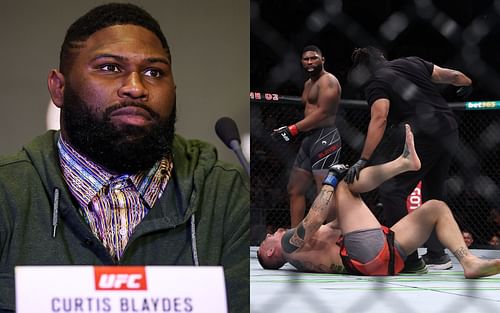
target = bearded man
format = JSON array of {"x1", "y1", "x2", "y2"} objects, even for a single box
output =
[
  {"x1": 272, "y1": 45, "x2": 342, "y2": 228},
  {"x1": 0, "y1": 4, "x2": 249, "y2": 313}
]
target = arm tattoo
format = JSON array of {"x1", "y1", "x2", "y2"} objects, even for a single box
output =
[
  {"x1": 303, "y1": 188, "x2": 334, "y2": 229},
  {"x1": 282, "y1": 226, "x2": 305, "y2": 254},
  {"x1": 453, "y1": 247, "x2": 469, "y2": 261},
  {"x1": 282, "y1": 188, "x2": 335, "y2": 254},
  {"x1": 290, "y1": 223, "x2": 305, "y2": 246}
]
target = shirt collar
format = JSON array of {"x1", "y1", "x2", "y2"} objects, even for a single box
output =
[{"x1": 57, "y1": 135, "x2": 172, "y2": 209}]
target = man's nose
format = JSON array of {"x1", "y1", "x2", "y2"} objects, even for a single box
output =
[{"x1": 118, "y1": 72, "x2": 149, "y2": 100}]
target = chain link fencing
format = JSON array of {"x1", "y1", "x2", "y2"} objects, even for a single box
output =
[
  {"x1": 251, "y1": 1, "x2": 500, "y2": 312},
  {"x1": 251, "y1": 0, "x2": 500, "y2": 251},
  {"x1": 250, "y1": 94, "x2": 500, "y2": 250}
]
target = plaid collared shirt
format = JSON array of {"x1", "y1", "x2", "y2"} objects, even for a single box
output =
[{"x1": 58, "y1": 136, "x2": 172, "y2": 261}]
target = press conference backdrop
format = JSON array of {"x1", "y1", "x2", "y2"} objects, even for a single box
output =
[{"x1": 0, "y1": 0, "x2": 249, "y2": 164}]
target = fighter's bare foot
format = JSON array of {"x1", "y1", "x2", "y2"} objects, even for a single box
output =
[
  {"x1": 402, "y1": 124, "x2": 421, "y2": 171},
  {"x1": 463, "y1": 257, "x2": 500, "y2": 279}
]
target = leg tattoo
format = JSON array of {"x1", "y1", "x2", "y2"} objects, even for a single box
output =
[
  {"x1": 453, "y1": 247, "x2": 469, "y2": 261},
  {"x1": 402, "y1": 142, "x2": 409, "y2": 158}
]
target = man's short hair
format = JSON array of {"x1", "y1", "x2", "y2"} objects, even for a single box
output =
[
  {"x1": 302, "y1": 45, "x2": 323, "y2": 56},
  {"x1": 59, "y1": 3, "x2": 170, "y2": 74},
  {"x1": 351, "y1": 46, "x2": 386, "y2": 70},
  {"x1": 256, "y1": 248, "x2": 286, "y2": 270}
]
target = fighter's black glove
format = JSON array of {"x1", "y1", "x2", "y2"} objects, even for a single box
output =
[
  {"x1": 456, "y1": 85, "x2": 473, "y2": 98},
  {"x1": 271, "y1": 125, "x2": 298, "y2": 142},
  {"x1": 344, "y1": 158, "x2": 368, "y2": 184},
  {"x1": 323, "y1": 164, "x2": 349, "y2": 187}
]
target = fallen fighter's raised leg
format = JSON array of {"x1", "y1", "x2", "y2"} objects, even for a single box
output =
[
  {"x1": 333, "y1": 181, "x2": 381, "y2": 234},
  {"x1": 324, "y1": 124, "x2": 420, "y2": 225},
  {"x1": 392, "y1": 200, "x2": 500, "y2": 278},
  {"x1": 348, "y1": 124, "x2": 421, "y2": 194}
]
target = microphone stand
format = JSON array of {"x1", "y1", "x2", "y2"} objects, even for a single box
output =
[{"x1": 229, "y1": 140, "x2": 250, "y2": 176}]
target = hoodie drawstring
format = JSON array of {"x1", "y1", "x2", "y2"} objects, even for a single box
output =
[
  {"x1": 51, "y1": 177, "x2": 199, "y2": 265},
  {"x1": 173, "y1": 170, "x2": 199, "y2": 266},
  {"x1": 190, "y1": 214, "x2": 199, "y2": 266},
  {"x1": 52, "y1": 187, "x2": 60, "y2": 238}
]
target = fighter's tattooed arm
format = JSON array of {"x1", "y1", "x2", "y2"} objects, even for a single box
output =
[
  {"x1": 302, "y1": 185, "x2": 335, "y2": 233},
  {"x1": 282, "y1": 226, "x2": 305, "y2": 253},
  {"x1": 282, "y1": 185, "x2": 336, "y2": 254}
]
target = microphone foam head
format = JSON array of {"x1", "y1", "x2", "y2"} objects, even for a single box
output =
[{"x1": 215, "y1": 117, "x2": 241, "y2": 148}]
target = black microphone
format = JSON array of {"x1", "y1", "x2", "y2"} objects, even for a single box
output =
[{"x1": 215, "y1": 117, "x2": 250, "y2": 175}]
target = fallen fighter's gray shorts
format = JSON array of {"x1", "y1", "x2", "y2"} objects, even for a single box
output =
[{"x1": 343, "y1": 228, "x2": 407, "y2": 263}]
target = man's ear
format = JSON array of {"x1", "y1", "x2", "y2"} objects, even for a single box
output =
[
  {"x1": 266, "y1": 248, "x2": 275, "y2": 257},
  {"x1": 48, "y1": 69, "x2": 65, "y2": 108}
]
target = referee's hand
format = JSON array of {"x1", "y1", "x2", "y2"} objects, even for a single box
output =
[{"x1": 345, "y1": 159, "x2": 368, "y2": 184}]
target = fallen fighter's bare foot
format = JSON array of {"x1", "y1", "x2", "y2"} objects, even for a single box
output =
[
  {"x1": 462, "y1": 255, "x2": 500, "y2": 278},
  {"x1": 401, "y1": 124, "x2": 421, "y2": 171}
]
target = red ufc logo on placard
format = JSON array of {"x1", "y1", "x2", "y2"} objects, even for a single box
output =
[{"x1": 94, "y1": 266, "x2": 147, "y2": 290}]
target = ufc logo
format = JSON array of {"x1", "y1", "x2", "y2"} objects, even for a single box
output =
[
  {"x1": 280, "y1": 133, "x2": 290, "y2": 142},
  {"x1": 94, "y1": 266, "x2": 147, "y2": 290}
]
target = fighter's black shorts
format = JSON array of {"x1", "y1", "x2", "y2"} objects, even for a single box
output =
[{"x1": 293, "y1": 126, "x2": 341, "y2": 172}]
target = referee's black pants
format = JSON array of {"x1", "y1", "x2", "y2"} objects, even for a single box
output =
[{"x1": 372, "y1": 125, "x2": 459, "y2": 261}]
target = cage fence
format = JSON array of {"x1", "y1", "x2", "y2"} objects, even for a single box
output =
[
  {"x1": 251, "y1": 0, "x2": 500, "y2": 251},
  {"x1": 251, "y1": 2, "x2": 500, "y2": 313},
  {"x1": 251, "y1": 0, "x2": 500, "y2": 100},
  {"x1": 250, "y1": 95, "x2": 500, "y2": 250}
]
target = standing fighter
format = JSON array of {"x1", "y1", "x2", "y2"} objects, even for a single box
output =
[
  {"x1": 346, "y1": 46, "x2": 472, "y2": 272},
  {"x1": 272, "y1": 45, "x2": 342, "y2": 228}
]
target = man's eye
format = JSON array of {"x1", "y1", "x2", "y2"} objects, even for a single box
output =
[
  {"x1": 100, "y1": 64, "x2": 120, "y2": 72},
  {"x1": 144, "y1": 69, "x2": 162, "y2": 78}
]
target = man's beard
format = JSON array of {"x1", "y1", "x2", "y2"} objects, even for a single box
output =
[
  {"x1": 61, "y1": 85, "x2": 176, "y2": 174},
  {"x1": 305, "y1": 63, "x2": 323, "y2": 79}
]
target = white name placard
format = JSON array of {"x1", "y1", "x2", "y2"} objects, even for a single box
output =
[{"x1": 15, "y1": 266, "x2": 227, "y2": 313}]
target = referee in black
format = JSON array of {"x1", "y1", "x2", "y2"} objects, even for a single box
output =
[{"x1": 345, "y1": 46, "x2": 472, "y2": 273}]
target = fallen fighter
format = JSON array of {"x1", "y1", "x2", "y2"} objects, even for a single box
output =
[{"x1": 258, "y1": 124, "x2": 500, "y2": 278}]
